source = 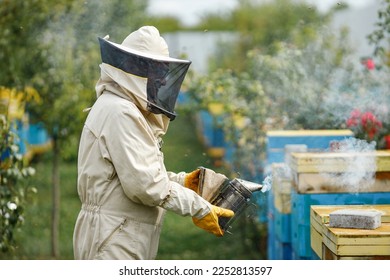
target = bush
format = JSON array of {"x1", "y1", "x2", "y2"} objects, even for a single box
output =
[{"x1": 0, "y1": 115, "x2": 36, "y2": 254}]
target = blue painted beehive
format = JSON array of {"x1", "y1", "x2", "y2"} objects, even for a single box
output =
[
  {"x1": 265, "y1": 130, "x2": 354, "y2": 260},
  {"x1": 290, "y1": 188, "x2": 390, "y2": 259}
]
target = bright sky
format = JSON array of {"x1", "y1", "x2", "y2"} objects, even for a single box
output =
[{"x1": 147, "y1": 0, "x2": 374, "y2": 26}]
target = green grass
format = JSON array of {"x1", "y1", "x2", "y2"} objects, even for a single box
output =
[{"x1": 1, "y1": 113, "x2": 267, "y2": 260}]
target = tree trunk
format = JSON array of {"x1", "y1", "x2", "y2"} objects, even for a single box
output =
[{"x1": 51, "y1": 136, "x2": 60, "y2": 258}]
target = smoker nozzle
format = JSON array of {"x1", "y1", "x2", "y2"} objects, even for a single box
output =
[{"x1": 235, "y1": 178, "x2": 263, "y2": 192}]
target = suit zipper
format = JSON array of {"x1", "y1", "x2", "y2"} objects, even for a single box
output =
[{"x1": 97, "y1": 218, "x2": 127, "y2": 253}]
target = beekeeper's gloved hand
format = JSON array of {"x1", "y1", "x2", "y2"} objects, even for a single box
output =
[
  {"x1": 184, "y1": 168, "x2": 201, "y2": 193},
  {"x1": 192, "y1": 205, "x2": 234, "y2": 237},
  {"x1": 184, "y1": 167, "x2": 229, "y2": 202}
]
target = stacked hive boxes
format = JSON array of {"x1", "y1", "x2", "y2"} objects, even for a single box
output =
[
  {"x1": 288, "y1": 150, "x2": 390, "y2": 259},
  {"x1": 265, "y1": 130, "x2": 354, "y2": 260},
  {"x1": 310, "y1": 205, "x2": 390, "y2": 259}
]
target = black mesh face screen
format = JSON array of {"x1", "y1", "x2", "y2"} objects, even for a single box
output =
[
  {"x1": 99, "y1": 38, "x2": 191, "y2": 120},
  {"x1": 146, "y1": 61, "x2": 190, "y2": 120}
]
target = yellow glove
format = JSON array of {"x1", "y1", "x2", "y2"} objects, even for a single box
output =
[
  {"x1": 184, "y1": 169, "x2": 201, "y2": 193},
  {"x1": 192, "y1": 205, "x2": 234, "y2": 237}
]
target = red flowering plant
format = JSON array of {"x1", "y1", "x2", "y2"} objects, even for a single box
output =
[
  {"x1": 385, "y1": 135, "x2": 390, "y2": 148},
  {"x1": 346, "y1": 109, "x2": 390, "y2": 149}
]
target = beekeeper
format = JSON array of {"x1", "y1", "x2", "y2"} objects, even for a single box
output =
[{"x1": 73, "y1": 26, "x2": 234, "y2": 260}]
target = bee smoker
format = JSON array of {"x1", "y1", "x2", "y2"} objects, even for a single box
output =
[
  {"x1": 210, "y1": 178, "x2": 263, "y2": 233},
  {"x1": 196, "y1": 167, "x2": 264, "y2": 233}
]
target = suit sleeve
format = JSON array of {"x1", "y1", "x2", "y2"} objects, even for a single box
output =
[{"x1": 105, "y1": 103, "x2": 210, "y2": 218}]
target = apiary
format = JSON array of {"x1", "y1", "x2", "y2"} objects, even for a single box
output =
[
  {"x1": 264, "y1": 129, "x2": 374, "y2": 260},
  {"x1": 310, "y1": 205, "x2": 390, "y2": 260}
]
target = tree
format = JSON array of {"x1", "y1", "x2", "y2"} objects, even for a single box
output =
[
  {"x1": 367, "y1": 0, "x2": 390, "y2": 67},
  {"x1": 29, "y1": 0, "x2": 148, "y2": 258},
  {"x1": 247, "y1": 26, "x2": 355, "y2": 129},
  {"x1": 205, "y1": 0, "x2": 328, "y2": 72},
  {"x1": 248, "y1": 25, "x2": 390, "y2": 147},
  {"x1": 0, "y1": 0, "x2": 64, "y2": 258},
  {"x1": 0, "y1": 0, "x2": 56, "y2": 88},
  {"x1": 1, "y1": 0, "x2": 148, "y2": 258}
]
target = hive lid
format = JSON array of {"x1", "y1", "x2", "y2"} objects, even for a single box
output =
[
  {"x1": 289, "y1": 150, "x2": 390, "y2": 173},
  {"x1": 311, "y1": 205, "x2": 390, "y2": 224}
]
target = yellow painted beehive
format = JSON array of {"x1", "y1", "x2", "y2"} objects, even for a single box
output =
[
  {"x1": 322, "y1": 223, "x2": 390, "y2": 260},
  {"x1": 310, "y1": 205, "x2": 390, "y2": 260},
  {"x1": 289, "y1": 150, "x2": 390, "y2": 193}
]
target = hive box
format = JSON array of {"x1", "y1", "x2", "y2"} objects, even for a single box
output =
[
  {"x1": 266, "y1": 130, "x2": 353, "y2": 164},
  {"x1": 322, "y1": 223, "x2": 390, "y2": 260},
  {"x1": 310, "y1": 205, "x2": 390, "y2": 259},
  {"x1": 289, "y1": 150, "x2": 390, "y2": 194}
]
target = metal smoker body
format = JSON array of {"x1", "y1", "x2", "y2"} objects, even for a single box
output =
[
  {"x1": 197, "y1": 167, "x2": 263, "y2": 233},
  {"x1": 212, "y1": 178, "x2": 262, "y2": 232}
]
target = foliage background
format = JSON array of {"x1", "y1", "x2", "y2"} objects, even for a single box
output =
[{"x1": 0, "y1": 0, "x2": 389, "y2": 259}]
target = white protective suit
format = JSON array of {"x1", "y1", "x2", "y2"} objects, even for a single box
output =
[{"x1": 73, "y1": 26, "x2": 214, "y2": 260}]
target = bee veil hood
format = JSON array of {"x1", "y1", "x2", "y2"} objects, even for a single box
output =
[{"x1": 95, "y1": 26, "x2": 191, "y2": 135}]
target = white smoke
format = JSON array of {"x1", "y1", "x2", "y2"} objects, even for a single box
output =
[
  {"x1": 319, "y1": 137, "x2": 377, "y2": 192},
  {"x1": 261, "y1": 174, "x2": 273, "y2": 193}
]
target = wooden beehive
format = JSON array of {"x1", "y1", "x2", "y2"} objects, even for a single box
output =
[
  {"x1": 289, "y1": 150, "x2": 390, "y2": 193},
  {"x1": 310, "y1": 205, "x2": 390, "y2": 260},
  {"x1": 322, "y1": 223, "x2": 390, "y2": 259},
  {"x1": 266, "y1": 129, "x2": 353, "y2": 164}
]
